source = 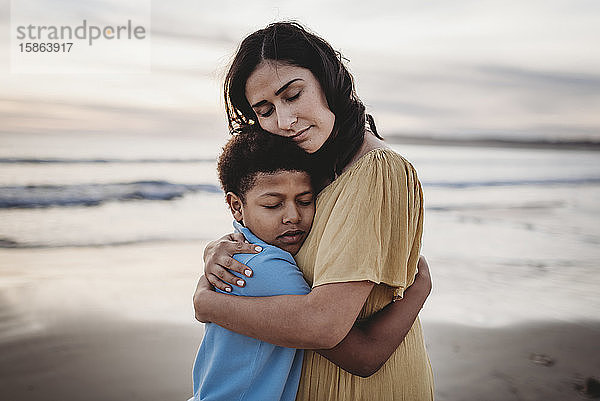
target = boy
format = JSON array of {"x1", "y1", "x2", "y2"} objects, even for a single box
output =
[{"x1": 191, "y1": 128, "x2": 317, "y2": 401}]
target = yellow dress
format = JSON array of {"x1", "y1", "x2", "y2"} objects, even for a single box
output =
[{"x1": 294, "y1": 148, "x2": 434, "y2": 401}]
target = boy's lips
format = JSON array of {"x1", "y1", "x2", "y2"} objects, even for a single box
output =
[{"x1": 277, "y1": 229, "x2": 306, "y2": 244}]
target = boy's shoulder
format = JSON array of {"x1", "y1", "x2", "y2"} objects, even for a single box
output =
[
  {"x1": 231, "y1": 221, "x2": 296, "y2": 267},
  {"x1": 227, "y1": 221, "x2": 309, "y2": 297}
]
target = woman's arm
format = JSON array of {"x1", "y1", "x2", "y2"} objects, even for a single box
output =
[
  {"x1": 200, "y1": 238, "x2": 432, "y2": 373},
  {"x1": 315, "y1": 256, "x2": 432, "y2": 377},
  {"x1": 194, "y1": 277, "x2": 374, "y2": 349}
]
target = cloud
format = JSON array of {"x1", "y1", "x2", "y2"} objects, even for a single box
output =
[
  {"x1": 150, "y1": 28, "x2": 236, "y2": 46},
  {"x1": 2, "y1": 0, "x2": 599, "y2": 140},
  {"x1": 0, "y1": 96, "x2": 225, "y2": 137},
  {"x1": 477, "y1": 65, "x2": 600, "y2": 95}
]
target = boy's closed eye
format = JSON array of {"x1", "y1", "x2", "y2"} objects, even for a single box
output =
[{"x1": 262, "y1": 199, "x2": 313, "y2": 209}]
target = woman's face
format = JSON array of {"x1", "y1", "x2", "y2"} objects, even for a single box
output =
[{"x1": 245, "y1": 61, "x2": 335, "y2": 154}]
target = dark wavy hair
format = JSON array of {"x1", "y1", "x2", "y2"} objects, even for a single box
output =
[
  {"x1": 217, "y1": 126, "x2": 319, "y2": 203},
  {"x1": 224, "y1": 21, "x2": 382, "y2": 178}
]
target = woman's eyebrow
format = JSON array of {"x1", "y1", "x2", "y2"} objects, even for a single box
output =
[
  {"x1": 275, "y1": 78, "x2": 303, "y2": 96},
  {"x1": 251, "y1": 78, "x2": 304, "y2": 108},
  {"x1": 251, "y1": 100, "x2": 267, "y2": 108}
]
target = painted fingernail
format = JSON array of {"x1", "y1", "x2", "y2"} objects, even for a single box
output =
[
  {"x1": 255, "y1": 246, "x2": 262, "y2": 252},
  {"x1": 244, "y1": 269, "x2": 252, "y2": 277},
  {"x1": 237, "y1": 279, "x2": 245, "y2": 287},
  {"x1": 225, "y1": 287, "x2": 232, "y2": 292}
]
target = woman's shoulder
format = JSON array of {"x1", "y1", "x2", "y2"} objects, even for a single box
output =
[
  {"x1": 352, "y1": 132, "x2": 413, "y2": 165},
  {"x1": 316, "y1": 147, "x2": 417, "y2": 202},
  {"x1": 346, "y1": 147, "x2": 416, "y2": 178},
  {"x1": 318, "y1": 143, "x2": 418, "y2": 201}
]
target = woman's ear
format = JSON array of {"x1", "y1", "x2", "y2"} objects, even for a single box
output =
[{"x1": 225, "y1": 192, "x2": 244, "y2": 222}]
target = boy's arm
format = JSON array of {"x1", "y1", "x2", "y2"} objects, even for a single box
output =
[{"x1": 315, "y1": 256, "x2": 432, "y2": 377}]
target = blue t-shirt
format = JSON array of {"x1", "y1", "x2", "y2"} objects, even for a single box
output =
[{"x1": 191, "y1": 221, "x2": 311, "y2": 401}]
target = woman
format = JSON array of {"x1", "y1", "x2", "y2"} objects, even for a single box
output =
[{"x1": 194, "y1": 22, "x2": 434, "y2": 400}]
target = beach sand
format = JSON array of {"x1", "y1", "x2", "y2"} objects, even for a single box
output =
[
  {"x1": 426, "y1": 322, "x2": 599, "y2": 401},
  {"x1": 0, "y1": 242, "x2": 598, "y2": 401}
]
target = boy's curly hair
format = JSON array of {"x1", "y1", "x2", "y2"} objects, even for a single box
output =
[{"x1": 217, "y1": 127, "x2": 318, "y2": 202}]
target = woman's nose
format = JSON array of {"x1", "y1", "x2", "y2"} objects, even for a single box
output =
[
  {"x1": 277, "y1": 108, "x2": 296, "y2": 131},
  {"x1": 282, "y1": 205, "x2": 301, "y2": 224}
]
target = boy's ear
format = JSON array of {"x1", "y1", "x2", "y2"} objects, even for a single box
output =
[{"x1": 225, "y1": 192, "x2": 244, "y2": 222}]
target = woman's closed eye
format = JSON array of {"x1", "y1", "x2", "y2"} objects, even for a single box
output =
[
  {"x1": 258, "y1": 106, "x2": 274, "y2": 118},
  {"x1": 285, "y1": 90, "x2": 301, "y2": 102},
  {"x1": 257, "y1": 91, "x2": 300, "y2": 118}
]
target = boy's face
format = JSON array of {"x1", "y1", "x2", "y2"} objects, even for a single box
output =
[{"x1": 227, "y1": 171, "x2": 315, "y2": 255}]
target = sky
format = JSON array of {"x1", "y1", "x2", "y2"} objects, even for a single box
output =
[{"x1": 1, "y1": 0, "x2": 599, "y2": 144}]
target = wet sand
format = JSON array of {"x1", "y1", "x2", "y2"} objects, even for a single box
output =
[
  {"x1": 425, "y1": 321, "x2": 600, "y2": 401},
  {"x1": 1, "y1": 316, "x2": 597, "y2": 401},
  {"x1": 0, "y1": 318, "x2": 200, "y2": 401},
  {"x1": 0, "y1": 243, "x2": 598, "y2": 401}
]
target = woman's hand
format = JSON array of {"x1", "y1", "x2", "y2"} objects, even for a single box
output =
[
  {"x1": 413, "y1": 255, "x2": 432, "y2": 297},
  {"x1": 203, "y1": 232, "x2": 262, "y2": 292},
  {"x1": 317, "y1": 255, "x2": 433, "y2": 376}
]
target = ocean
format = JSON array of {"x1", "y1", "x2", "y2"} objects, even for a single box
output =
[{"x1": 1, "y1": 132, "x2": 599, "y2": 328}]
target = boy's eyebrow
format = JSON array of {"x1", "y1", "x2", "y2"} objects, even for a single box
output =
[
  {"x1": 258, "y1": 191, "x2": 313, "y2": 198},
  {"x1": 258, "y1": 190, "x2": 313, "y2": 198},
  {"x1": 258, "y1": 192, "x2": 284, "y2": 198},
  {"x1": 250, "y1": 78, "x2": 303, "y2": 108}
]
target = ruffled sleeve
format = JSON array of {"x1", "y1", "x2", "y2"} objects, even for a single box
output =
[{"x1": 309, "y1": 148, "x2": 423, "y2": 298}]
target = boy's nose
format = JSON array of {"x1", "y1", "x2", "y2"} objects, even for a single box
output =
[{"x1": 283, "y1": 205, "x2": 301, "y2": 224}]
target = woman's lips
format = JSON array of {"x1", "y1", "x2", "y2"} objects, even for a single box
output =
[{"x1": 290, "y1": 126, "x2": 312, "y2": 142}]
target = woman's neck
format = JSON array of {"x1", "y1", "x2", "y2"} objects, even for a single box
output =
[{"x1": 341, "y1": 130, "x2": 387, "y2": 174}]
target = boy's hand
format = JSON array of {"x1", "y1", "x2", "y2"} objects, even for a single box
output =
[{"x1": 203, "y1": 232, "x2": 262, "y2": 293}]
